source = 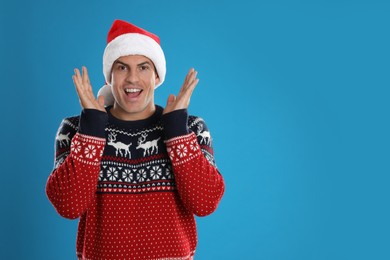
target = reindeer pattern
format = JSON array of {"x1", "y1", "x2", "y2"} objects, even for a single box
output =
[
  {"x1": 100, "y1": 131, "x2": 167, "y2": 186},
  {"x1": 107, "y1": 132, "x2": 132, "y2": 159},
  {"x1": 196, "y1": 124, "x2": 211, "y2": 145},
  {"x1": 105, "y1": 131, "x2": 163, "y2": 159},
  {"x1": 56, "y1": 132, "x2": 71, "y2": 148},
  {"x1": 52, "y1": 115, "x2": 217, "y2": 189},
  {"x1": 136, "y1": 133, "x2": 161, "y2": 156}
]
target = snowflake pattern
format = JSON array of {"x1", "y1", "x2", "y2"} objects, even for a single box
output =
[
  {"x1": 107, "y1": 167, "x2": 118, "y2": 181},
  {"x1": 176, "y1": 144, "x2": 187, "y2": 158},
  {"x1": 99, "y1": 146, "x2": 104, "y2": 157},
  {"x1": 167, "y1": 147, "x2": 175, "y2": 159},
  {"x1": 71, "y1": 140, "x2": 81, "y2": 154},
  {"x1": 190, "y1": 140, "x2": 199, "y2": 152},
  {"x1": 93, "y1": 131, "x2": 214, "y2": 194},
  {"x1": 137, "y1": 169, "x2": 147, "y2": 182},
  {"x1": 98, "y1": 163, "x2": 175, "y2": 184},
  {"x1": 84, "y1": 144, "x2": 96, "y2": 159},
  {"x1": 165, "y1": 165, "x2": 173, "y2": 179},
  {"x1": 53, "y1": 117, "x2": 217, "y2": 195},
  {"x1": 150, "y1": 166, "x2": 162, "y2": 180},
  {"x1": 55, "y1": 157, "x2": 65, "y2": 169},
  {"x1": 165, "y1": 133, "x2": 207, "y2": 165},
  {"x1": 122, "y1": 169, "x2": 133, "y2": 182}
]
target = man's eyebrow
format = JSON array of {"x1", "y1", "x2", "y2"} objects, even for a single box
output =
[
  {"x1": 137, "y1": 61, "x2": 153, "y2": 67},
  {"x1": 113, "y1": 60, "x2": 128, "y2": 67},
  {"x1": 113, "y1": 60, "x2": 153, "y2": 67}
]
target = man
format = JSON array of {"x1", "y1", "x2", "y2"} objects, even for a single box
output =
[{"x1": 46, "y1": 19, "x2": 224, "y2": 260}]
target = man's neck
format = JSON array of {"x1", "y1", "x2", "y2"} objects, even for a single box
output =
[{"x1": 110, "y1": 103, "x2": 156, "y2": 121}]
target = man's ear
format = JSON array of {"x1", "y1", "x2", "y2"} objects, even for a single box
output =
[{"x1": 155, "y1": 73, "x2": 161, "y2": 86}]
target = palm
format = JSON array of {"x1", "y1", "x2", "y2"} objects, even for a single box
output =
[
  {"x1": 72, "y1": 66, "x2": 106, "y2": 112},
  {"x1": 163, "y1": 68, "x2": 199, "y2": 115}
]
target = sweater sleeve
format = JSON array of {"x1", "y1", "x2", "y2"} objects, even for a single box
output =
[
  {"x1": 46, "y1": 109, "x2": 107, "y2": 219},
  {"x1": 162, "y1": 111, "x2": 225, "y2": 217}
]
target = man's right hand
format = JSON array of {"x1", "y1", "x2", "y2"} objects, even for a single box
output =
[{"x1": 72, "y1": 66, "x2": 106, "y2": 112}]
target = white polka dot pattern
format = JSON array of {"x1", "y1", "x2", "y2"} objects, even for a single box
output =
[
  {"x1": 75, "y1": 192, "x2": 197, "y2": 259},
  {"x1": 46, "y1": 133, "x2": 105, "y2": 219},
  {"x1": 47, "y1": 121, "x2": 224, "y2": 259},
  {"x1": 165, "y1": 133, "x2": 225, "y2": 217}
]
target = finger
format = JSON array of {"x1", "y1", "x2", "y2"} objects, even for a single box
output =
[
  {"x1": 82, "y1": 66, "x2": 90, "y2": 85},
  {"x1": 72, "y1": 75, "x2": 80, "y2": 95},
  {"x1": 182, "y1": 70, "x2": 199, "y2": 95},
  {"x1": 81, "y1": 67, "x2": 98, "y2": 101},
  {"x1": 186, "y1": 68, "x2": 196, "y2": 85},
  {"x1": 73, "y1": 75, "x2": 88, "y2": 99},
  {"x1": 74, "y1": 68, "x2": 88, "y2": 97},
  {"x1": 188, "y1": 70, "x2": 198, "y2": 88},
  {"x1": 73, "y1": 68, "x2": 95, "y2": 105},
  {"x1": 189, "y1": 71, "x2": 198, "y2": 86},
  {"x1": 82, "y1": 66, "x2": 94, "y2": 94},
  {"x1": 166, "y1": 94, "x2": 176, "y2": 106},
  {"x1": 175, "y1": 79, "x2": 198, "y2": 109},
  {"x1": 97, "y1": 95, "x2": 105, "y2": 108},
  {"x1": 182, "y1": 68, "x2": 194, "y2": 87},
  {"x1": 73, "y1": 68, "x2": 82, "y2": 86},
  {"x1": 186, "y1": 68, "x2": 195, "y2": 79},
  {"x1": 74, "y1": 68, "x2": 90, "y2": 98},
  {"x1": 184, "y1": 77, "x2": 199, "y2": 99},
  {"x1": 181, "y1": 68, "x2": 197, "y2": 92},
  {"x1": 72, "y1": 70, "x2": 84, "y2": 96}
]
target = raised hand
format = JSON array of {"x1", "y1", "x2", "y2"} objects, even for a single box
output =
[
  {"x1": 163, "y1": 68, "x2": 199, "y2": 115},
  {"x1": 72, "y1": 66, "x2": 106, "y2": 112}
]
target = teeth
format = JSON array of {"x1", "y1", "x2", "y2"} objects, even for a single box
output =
[{"x1": 125, "y1": 88, "x2": 142, "y2": 93}]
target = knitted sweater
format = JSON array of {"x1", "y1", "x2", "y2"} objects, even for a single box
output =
[{"x1": 46, "y1": 105, "x2": 224, "y2": 260}]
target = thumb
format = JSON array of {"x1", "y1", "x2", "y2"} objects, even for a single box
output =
[
  {"x1": 166, "y1": 94, "x2": 176, "y2": 106},
  {"x1": 97, "y1": 95, "x2": 105, "y2": 108}
]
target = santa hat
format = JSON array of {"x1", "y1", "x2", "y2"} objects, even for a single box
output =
[{"x1": 98, "y1": 19, "x2": 166, "y2": 106}]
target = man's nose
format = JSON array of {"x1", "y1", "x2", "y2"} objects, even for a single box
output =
[{"x1": 126, "y1": 69, "x2": 139, "y2": 83}]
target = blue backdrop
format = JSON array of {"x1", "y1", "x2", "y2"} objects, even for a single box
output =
[{"x1": 1, "y1": 0, "x2": 389, "y2": 259}]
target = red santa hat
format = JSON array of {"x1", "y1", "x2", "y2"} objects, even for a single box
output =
[{"x1": 98, "y1": 19, "x2": 166, "y2": 106}]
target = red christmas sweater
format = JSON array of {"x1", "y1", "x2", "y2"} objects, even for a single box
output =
[{"x1": 46, "y1": 106, "x2": 224, "y2": 260}]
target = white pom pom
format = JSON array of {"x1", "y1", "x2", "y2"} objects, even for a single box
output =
[{"x1": 97, "y1": 84, "x2": 115, "y2": 107}]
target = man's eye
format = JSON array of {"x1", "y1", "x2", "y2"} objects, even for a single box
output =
[
  {"x1": 115, "y1": 64, "x2": 127, "y2": 71},
  {"x1": 140, "y1": 65, "x2": 149, "y2": 71}
]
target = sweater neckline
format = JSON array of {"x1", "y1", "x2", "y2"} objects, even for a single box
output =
[{"x1": 106, "y1": 105, "x2": 163, "y2": 130}]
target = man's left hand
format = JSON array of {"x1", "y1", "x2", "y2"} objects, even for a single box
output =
[{"x1": 163, "y1": 68, "x2": 199, "y2": 115}]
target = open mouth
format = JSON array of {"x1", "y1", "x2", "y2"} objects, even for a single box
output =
[{"x1": 124, "y1": 88, "x2": 143, "y2": 98}]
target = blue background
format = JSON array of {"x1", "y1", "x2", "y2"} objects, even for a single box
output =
[{"x1": 1, "y1": 0, "x2": 389, "y2": 259}]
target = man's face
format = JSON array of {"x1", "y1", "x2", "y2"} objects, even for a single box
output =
[{"x1": 110, "y1": 55, "x2": 160, "y2": 120}]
